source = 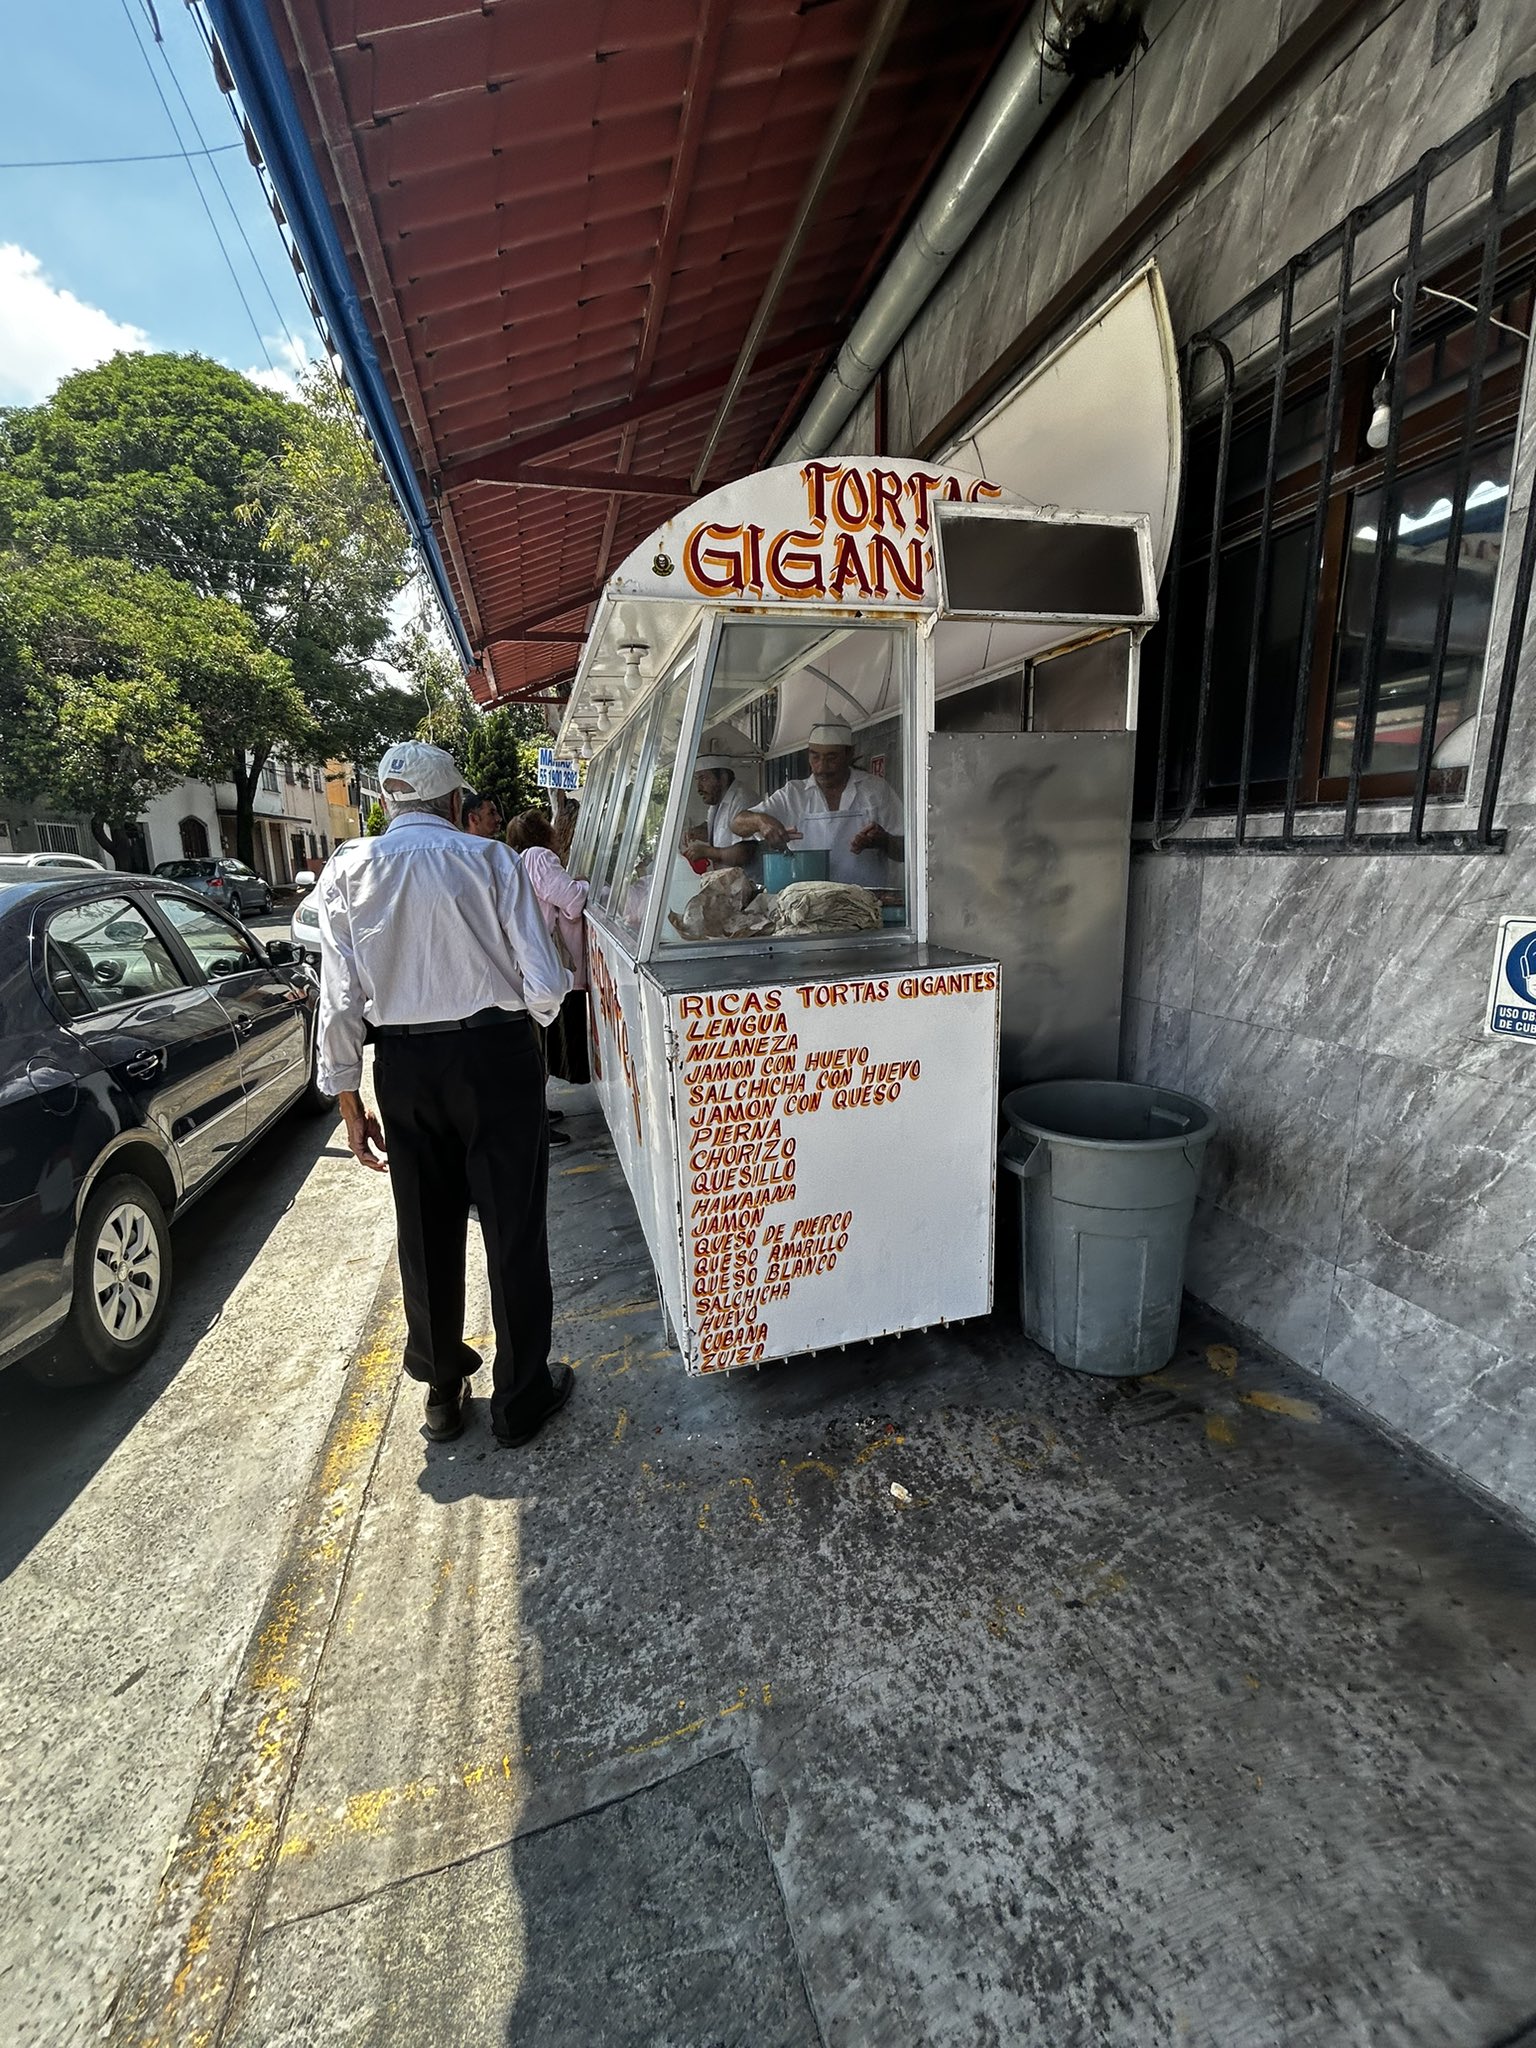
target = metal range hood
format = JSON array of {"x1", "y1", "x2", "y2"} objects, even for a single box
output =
[{"x1": 779, "y1": 0, "x2": 1070, "y2": 463}]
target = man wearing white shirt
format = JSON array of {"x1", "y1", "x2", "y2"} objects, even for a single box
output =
[
  {"x1": 731, "y1": 714, "x2": 903, "y2": 890},
  {"x1": 680, "y1": 725, "x2": 759, "y2": 871},
  {"x1": 316, "y1": 741, "x2": 574, "y2": 1450}
]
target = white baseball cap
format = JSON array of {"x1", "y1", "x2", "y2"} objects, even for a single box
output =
[
  {"x1": 807, "y1": 715, "x2": 854, "y2": 748},
  {"x1": 377, "y1": 740, "x2": 465, "y2": 803}
]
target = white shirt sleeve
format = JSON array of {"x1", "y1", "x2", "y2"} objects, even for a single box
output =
[
  {"x1": 493, "y1": 846, "x2": 572, "y2": 1027},
  {"x1": 315, "y1": 861, "x2": 366, "y2": 1096}
]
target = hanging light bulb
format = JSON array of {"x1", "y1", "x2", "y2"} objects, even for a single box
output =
[
  {"x1": 618, "y1": 643, "x2": 649, "y2": 695},
  {"x1": 1366, "y1": 377, "x2": 1393, "y2": 452},
  {"x1": 1366, "y1": 278, "x2": 1403, "y2": 453}
]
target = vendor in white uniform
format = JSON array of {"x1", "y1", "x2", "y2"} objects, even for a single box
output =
[
  {"x1": 732, "y1": 715, "x2": 904, "y2": 890},
  {"x1": 682, "y1": 726, "x2": 759, "y2": 872}
]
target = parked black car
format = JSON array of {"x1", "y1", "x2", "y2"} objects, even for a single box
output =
[
  {"x1": 0, "y1": 872, "x2": 330, "y2": 1386},
  {"x1": 151, "y1": 857, "x2": 273, "y2": 918}
]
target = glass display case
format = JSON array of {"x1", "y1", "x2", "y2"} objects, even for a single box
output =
[{"x1": 557, "y1": 455, "x2": 1160, "y2": 1375}]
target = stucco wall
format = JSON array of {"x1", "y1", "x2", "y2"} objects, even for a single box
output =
[
  {"x1": 140, "y1": 782, "x2": 222, "y2": 870},
  {"x1": 824, "y1": 0, "x2": 1536, "y2": 1519}
]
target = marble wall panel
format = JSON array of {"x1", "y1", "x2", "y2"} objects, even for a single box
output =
[
  {"x1": 1012, "y1": 82, "x2": 1135, "y2": 337},
  {"x1": 1184, "y1": 1197, "x2": 1336, "y2": 1369},
  {"x1": 1191, "y1": 856, "x2": 1383, "y2": 1051},
  {"x1": 1260, "y1": 0, "x2": 1502, "y2": 276},
  {"x1": 1124, "y1": 850, "x2": 1203, "y2": 1009},
  {"x1": 1124, "y1": 0, "x2": 1281, "y2": 214},
  {"x1": 1119, "y1": 995, "x2": 1191, "y2": 1091},
  {"x1": 1339, "y1": 1051, "x2": 1536, "y2": 1356},
  {"x1": 1356, "y1": 841, "x2": 1536, "y2": 1085},
  {"x1": 1183, "y1": 1012, "x2": 1364, "y2": 1263},
  {"x1": 1322, "y1": 1268, "x2": 1536, "y2": 1523}
]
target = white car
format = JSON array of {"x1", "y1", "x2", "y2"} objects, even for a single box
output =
[
  {"x1": 0, "y1": 851, "x2": 105, "y2": 873},
  {"x1": 291, "y1": 872, "x2": 322, "y2": 966}
]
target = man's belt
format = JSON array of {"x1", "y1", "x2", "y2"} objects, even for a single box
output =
[{"x1": 371, "y1": 1007, "x2": 530, "y2": 1038}]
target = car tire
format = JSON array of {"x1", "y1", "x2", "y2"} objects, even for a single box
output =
[
  {"x1": 259, "y1": 890, "x2": 273, "y2": 915},
  {"x1": 28, "y1": 1174, "x2": 173, "y2": 1385}
]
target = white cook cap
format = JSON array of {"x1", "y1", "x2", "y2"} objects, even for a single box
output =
[
  {"x1": 378, "y1": 740, "x2": 464, "y2": 804},
  {"x1": 695, "y1": 723, "x2": 760, "y2": 771},
  {"x1": 807, "y1": 715, "x2": 855, "y2": 748}
]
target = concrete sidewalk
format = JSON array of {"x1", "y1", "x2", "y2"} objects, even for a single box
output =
[{"x1": 113, "y1": 1085, "x2": 1536, "y2": 2048}]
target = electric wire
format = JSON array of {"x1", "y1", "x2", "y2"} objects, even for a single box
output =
[
  {"x1": 0, "y1": 143, "x2": 243, "y2": 169},
  {"x1": 115, "y1": 0, "x2": 275, "y2": 372},
  {"x1": 134, "y1": 0, "x2": 312, "y2": 381}
]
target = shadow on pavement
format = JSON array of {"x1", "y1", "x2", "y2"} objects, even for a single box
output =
[{"x1": 0, "y1": 1107, "x2": 344, "y2": 1584}]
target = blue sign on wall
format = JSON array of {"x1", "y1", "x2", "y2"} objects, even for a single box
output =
[
  {"x1": 536, "y1": 747, "x2": 581, "y2": 792},
  {"x1": 1485, "y1": 917, "x2": 1536, "y2": 1041}
]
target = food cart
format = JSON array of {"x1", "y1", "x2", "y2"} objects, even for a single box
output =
[{"x1": 558, "y1": 445, "x2": 1161, "y2": 1375}]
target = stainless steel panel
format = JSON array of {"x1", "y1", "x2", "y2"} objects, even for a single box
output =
[
  {"x1": 926, "y1": 732, "x2": 1134, "y2": 1089},
  {"x1": 1030, "y1": 633, "x2": 1132, "y2": 733}
]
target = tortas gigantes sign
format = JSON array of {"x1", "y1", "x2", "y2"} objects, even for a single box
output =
[{"x1": 610, "y1": 457, "x2": 1016, "y2": 609}]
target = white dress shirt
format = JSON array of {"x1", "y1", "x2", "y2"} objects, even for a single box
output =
[
  {"x1": 756, "y1": 768, "x2": 904, "y2": 888},
  {"x1": 315, "y1": 813, "x2": 571, "y2": 1095}
]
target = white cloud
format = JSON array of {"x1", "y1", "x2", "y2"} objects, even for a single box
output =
[
  {"x1": 242, "y1": 331, "x2": 314, "y2": 399},
  {"x1": 0, "y1": 244, "x2": 149, "y2": 405}
]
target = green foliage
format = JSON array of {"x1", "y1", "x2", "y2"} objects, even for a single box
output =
[
  {"x1": 464, "y1": 704, "x2": 546, "y2": 823},
  {"x1": 393, "y1": 608, "x2": 479, "y2": 762},
  {"x1": 0, "y1": 351, "x2": 413, "y2": 862},
  {"x1": 0, "y1": 549, "x2": 289, "y2": 855},
  {"x1": 364, "y1": 800, "x2": 389, "y2": 836}
]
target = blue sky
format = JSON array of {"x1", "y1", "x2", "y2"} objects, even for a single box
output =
[{"x1": 0, "y1": 0, "x2": 318, "y2": 405}]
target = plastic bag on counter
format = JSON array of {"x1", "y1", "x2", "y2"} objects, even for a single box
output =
[
  {"x1": 771, "y1": 881, "x2": 881, "y2": 934},
  {"x1": 668, "y1": 866, "x2": 777, "y2": 941}
]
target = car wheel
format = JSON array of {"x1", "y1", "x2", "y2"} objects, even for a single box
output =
[
  {"x1": 261, "y1": 891, "x2": 273, "y2": 914},
  {"x1": 28, "y1": 1174, "x2": 173, "y2": 1385}
]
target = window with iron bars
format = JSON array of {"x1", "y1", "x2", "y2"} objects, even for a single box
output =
[{"x1": 1139, "y1": 79, "x2": 1536, "y2": 854}]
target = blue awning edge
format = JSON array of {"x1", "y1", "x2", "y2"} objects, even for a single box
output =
[{"x1": 202, "y1": 0, "x2": 475, "y2": 667}]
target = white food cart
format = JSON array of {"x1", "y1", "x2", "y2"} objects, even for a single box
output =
[{"x1": 557, "y1": 443, "x2": 1162, "y2": 1375}]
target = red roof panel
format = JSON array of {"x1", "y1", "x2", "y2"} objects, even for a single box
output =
[{"x1": 276, "y1": 0, "x2": 1026, "y2": 702}]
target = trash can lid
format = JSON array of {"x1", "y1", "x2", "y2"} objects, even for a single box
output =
[{"x1": 1003, "y1": 1078, "x2": 1216, "y2": 1150}]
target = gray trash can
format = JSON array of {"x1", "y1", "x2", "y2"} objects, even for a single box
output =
[{"x1": 1000, "y1": 1079, "x2": 1216, "y2": 1377}]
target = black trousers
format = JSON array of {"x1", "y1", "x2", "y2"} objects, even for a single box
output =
[{"x1": 372, "y1": 1015, "x2": 554, "y2": 1436}]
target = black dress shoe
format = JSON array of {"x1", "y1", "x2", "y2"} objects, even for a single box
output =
[
  {"x1": 547, "y1": 1109, "x2": 566, "y2": 1124},
  {"x1": 548, "y1": 1124, "x2": 572, "y2": 1146},
  {"x1": 493, "y1": 1365, "x2": 575, "y2": 1448},
  {"x1": 424, "y1": 1376, "x2": 472, "y2": 1442}
]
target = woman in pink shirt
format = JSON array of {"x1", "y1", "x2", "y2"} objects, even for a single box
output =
[{"x1": 505, "y1": 812, "x2": 590, "y2": 1119}]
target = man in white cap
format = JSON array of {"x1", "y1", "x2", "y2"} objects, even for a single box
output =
[
  {"x1": 682, "y1": 724, "x2": 759, "y2": 870},
  {"x1": 731, "y1": 714, "x2": 904, "y2": 890},
  {"x1": 314, "y1": 741, "x2": 575, "y2": 1451}
]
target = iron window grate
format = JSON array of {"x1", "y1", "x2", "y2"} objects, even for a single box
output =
[{"x1": 1142, "y1": 75, "x2": 1536, "y2": 856}]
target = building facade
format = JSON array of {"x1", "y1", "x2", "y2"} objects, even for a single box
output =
[{"x1": 819, "y1": 1, "x2": 1536, "y2": 1521}]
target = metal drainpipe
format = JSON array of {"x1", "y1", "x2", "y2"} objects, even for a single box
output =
[{"x1": 779, "y1": 0, "x2": 1070, "y2": 463}]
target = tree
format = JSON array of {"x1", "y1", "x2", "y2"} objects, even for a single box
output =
[
  {"x1": 364, "y1": 800, "x2": 389, "y2": 836},
  {"x1": 465, "y1": 704, "x2": 545, "y2": 821},
  {"x1": 0, "y1": 352, "x2": 413, "y2": 862},
  {"x1": 392, "y1": 608, "x2": 479, "y2": 763},
  {"x1": 0, "y1": 550, "x2": 289, "y2": 860}
]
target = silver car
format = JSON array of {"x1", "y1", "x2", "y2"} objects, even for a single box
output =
[{"x1": 152, "y1": 857, "x2": 273, "y2": 918}]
